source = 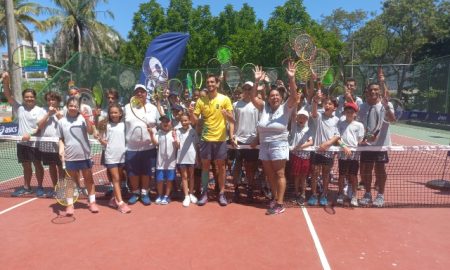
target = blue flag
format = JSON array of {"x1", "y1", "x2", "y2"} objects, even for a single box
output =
[{"x1": 139, "y1": 32, "x2": 190, "y2": 94}]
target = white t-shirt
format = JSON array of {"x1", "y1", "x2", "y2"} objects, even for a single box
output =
[
  {"x1": 257, "y1": 101, "x2": 295, "y2": 143},
  {"x1": 105, "y1": 122, "x2": 126, "y2": 164},
  {"x1": 338, "y1": 119, "x2": 365, "y2": 160},
  {"x1": 358, "y1": 101, "x2": 394, "y2": 146},
  {"x1": 57, "y1": 114, "x2": 91, "y2": 161},
  {"x1": 124, "y1": 102, "x2": 160, "y2": 151},
  {"x1": 37, "y1": 107, "x2": 60, "y2": 153},
  {"x1": 313, "y1": 112, "x2": 340, "y2": 158},
  {"x1": 156, "y1": 129, "x2": 177, "y2": 170},
  {"x1": 233, "y1": 100, "x2": 259, "y2": 144},
  {"x1": 289, "y1": 124, "x2": 312, "y2": 159},
  {"x1": 13, "y1": 102, "x2": 46, "y2": 146},
  {"x1": 176, "y1": 127, "x2": 198, "y2": 165}
]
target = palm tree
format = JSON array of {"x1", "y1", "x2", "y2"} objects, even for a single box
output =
[
  {"x1": 0, "y1": 0, "x2": 52, "y2": 46},
  {"x1": 46, "y1": 0, "x2": 121, "y2": 61}
]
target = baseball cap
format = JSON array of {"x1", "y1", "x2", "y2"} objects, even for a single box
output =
[
  {"x1": 134, "y1": 84, "x2": 146, "y2": 92},
  {"x1": 297, "y1": 109, "x2": 309, "y2": 118},
  {"x1": 243, "y1": 81, "x2": 254, "y2": 88},
  {"x1": 159, "y1": 115, "x2": 171, "y2": 122},
  {"x1": 344, "y1": 102, "x2": 359, "y2": 112}
]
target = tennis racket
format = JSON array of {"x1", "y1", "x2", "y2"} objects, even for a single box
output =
[
  {"x1": 288, "y1": 27, "x2": 304, "y2": 48},
  {"x1": 11, "y1": 45, "x2": 38, "y2": 71},
  {"x1": 207, "y1": 58, "x2": 221, "y2": 76},
  {"x1": 194, "y1": 70, "x2": 203, "y2": 89},
  {"x1": 370, "y1": 36, "x2": 388, "y2": 95},
  {"x1": 311, "y1": 48, "x2": 330, "y2": 81},
  {"x1": 217, "y1": 46, "x2": 232, "y2": 65},
  {"x1": 92, "y1": 82, "x2": 103, "y2": 108},
  {"x1": 389, "y1": 97, "x2": 404, "y2": 120},
  {"x1": 119, "y1": 69, "x2": 136, "y2": 90},
  {"x1": 55, "y1": 164, "x2": 78, "y2": 206},
  {"x1": 185, "y1": 73, "x2": 194, "y2": 100},
  {"x1": 241, "y1": 63, "x2": 256, "y2": 83},
  {"x1": 224, "y1": 66, "x2": 241, "y2": 94},
  {"x1": 168, "y1": 78, "x2": 184, "y2": 96},
  {"x1": 265, "y1": 68, "x2": 278, "y2": 85},
  {"x1": 294, "y1": 60, "x2": 312, "y2": 83},
  {"x1": 129, "y1": 96, "x2": 148, "y2": 127},
  {"x1": 294, "y1": 34, "x2": 316, "y2": 63}
]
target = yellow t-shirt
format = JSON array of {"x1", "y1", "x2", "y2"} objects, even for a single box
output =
[{"x1": 194, "y1": 93, "x2": 233, "y2": 142}]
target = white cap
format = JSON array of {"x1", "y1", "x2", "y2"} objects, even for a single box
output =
[
  {"x1": 297, "y1": 109, "x2": 309, "y2": 118},
  {"x1": 134, "y1": 84, "x2": 147, "y2": 92},
  {"x1": 243, "y1": 81, "x2": 254, "y2": 87}
]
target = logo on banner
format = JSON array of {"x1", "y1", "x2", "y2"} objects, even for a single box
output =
[{"x1": 0, "y1": 123, "x2": 19, "y2": 135}]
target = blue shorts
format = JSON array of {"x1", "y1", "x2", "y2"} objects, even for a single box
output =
[
  {"x1": 259, "y1": 141, "x2": 289, "y2": 161},
  {"x1": 125, "y1": 149, "x2": 157, "y2": 177},
  {"x1": 65, "y1": 159, "x2": 92, "y2": 171},
  {"x1": 105, "y1": 163, "x2": 125, "y2": 169},
  {"x1": 156, "y1": 169, "x2": 176, "y2": 182}
]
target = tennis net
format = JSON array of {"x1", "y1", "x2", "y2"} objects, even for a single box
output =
[{"x1": 1, "y1": 134, "x2": 450, "y2": 207}]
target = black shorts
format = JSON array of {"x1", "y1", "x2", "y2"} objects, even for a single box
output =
[
  {"x1": 311, "y1": 153, "x2": 333, "y2": 166},
  {"x1": 17, "y1": 144, "x2": 41, "y2": 163},
  {"x1": 199, "y1": 141, "x2": 227, "y2": 161},
  {"x1": 360, "y1": 151, "x2": 389, "y2": 163},
  {"x1": 338, "y1": 159, "x2": 359, "y2": 176},
  {"x1": 100, "y1": 149, "x2": 106, "y2": 166},
  {"x1": 41, "y1": 151, "x2": 62, "y2": 166}
]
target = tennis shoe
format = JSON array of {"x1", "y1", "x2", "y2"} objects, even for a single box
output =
[
  {"x1": 319, "y1": 195, "x2": 328, "y2": 206},
  {"x1": 336, "y1": 194, "x2": 345, "y2": 205},
  {"x1": 36, "y1": 187, "x2": 46, "y2": 198},
  {"x1": 88, "y1": 202, "x2": 99, "y2": 213},
  {"x1": 373, "y1": 193, "x2": 385, "y2": 207},
  {"x1": 155, "y1": 195, "x2": 163, "y2": 204},
  {"x1": 197, "y1": 192, "x2": 208, "y2": 206},
  {"x1": 218, "y1": 193, "x2": 228, "y2": 206},
  {"x1": 359, "y1": 192, "x2": 372, "y2": 206},
  {"x1": 108, "y1": 197, "x2": 118, "y2": 208},
  {"x1": 269, "y1": 200, "x2": 276, "y2": 209},
  {"x1": 308, "y1": 195, "x2": 318, "y2": 206},
  {"x1": 141, "y1": 194, "x2": 151, "y2": 205},
  {"x1": 11, "y1": 187, "x2": 33, "y2": 197},
  {"x1": 128, "y1": 193, "x2": 140, "y2": 205},
  {"x1": 266, "y1": 204, "x2": 285, "y2": 215},
  {"x1": 183, "y1": 195, "x2": 191, "y2": 207},
  {"x1": 65, "y1": 204, "x2": 74, "y2": 216},
  {"x1": 350, "y1": 196, "x2": 359, "y2": 207},
  {"x1": 160, "y1": 196, "x2": 170, "y2": 205},
  {"x1": 117, "y1": 202, "x2": 131, "y2": 214},
  {"x1": 189, "y1": 194, "x2": 198, "y2": 204}
]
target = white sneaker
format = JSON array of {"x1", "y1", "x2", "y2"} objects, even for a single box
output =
[
  {"x1": 182, "y1": 196, "x2": 190, "y2": 207},
  {"x1": 350, "y1": 196, "x2": 359, "y2": 207},
  {"x1": 189, "y1": 194, "x2": 198, "y2": 204}
]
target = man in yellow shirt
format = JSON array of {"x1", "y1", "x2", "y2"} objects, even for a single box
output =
[{"x1": 189, "y1": 74, "x2": 234, "y2": 206}]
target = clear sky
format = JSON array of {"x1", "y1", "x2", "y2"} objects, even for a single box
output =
[{"x1": 28, "y1": 0, "x2": 382, "y2": 44}]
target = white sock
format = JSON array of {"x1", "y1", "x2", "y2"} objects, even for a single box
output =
[
  {"x1": 89, "y1": 194, "x2": 96, "y2": 203},
  {"x1": 141, "y1": 189, "x2": 147, "y2": 196},
  {"x1": 66, "y1": 198, "x2": 74, "y2": 205}
]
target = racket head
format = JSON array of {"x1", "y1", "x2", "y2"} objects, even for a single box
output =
[
  {"x1": 78, "y1": 88, "x2": 95, "y2": 109},
  {"x1": 294, "y1": 34, "x2": 316, "y2": 63},
  {"x1": 224, "y1": 66, "x2": 241, "y2": 94},
  {"x1": 370, "y1": 36, "x2": 388, "y2": 58},
  {"x1": 55, "y1": 171, "x2": 78, "y2": 206},
  {"x1": 337, "y1": 53, "x2": 346, "y2": 82},
  {"x1": 12, "y1": 45, "x2": 37, "y2": 68},
  {"x1": 186, "y1": 73, "x2": 193, "y2": 99},
  {"x1": 265, "y1": 68, "x2": 278, "y2": 85},
  {"x1": 389, "y1": 98, "x2": 404, "y2": 120},
  {"x1": 289, "y1": 27, "x2": 304, "y2": 47},
  {"x1": 92, "y1": 82, "x2": 103, "y2": 108},
  {"x1": 119, "y1": 69, "x2": 136, "y2": 90},
  {"x1": 241, "y1": 63, "x2": 256, "y2": 83},
  {"x1": 311, "y1": 48, "x2": 330, "y2": 80},
  {"x1": 168, "y1": 78, "x2": 184, "y2": 96},
  {"x1": 129, "y1": 95, "x2": 148, "y2": 125},
  {"x1": 216, "y1": 46, "x2": 232, "y2": 64},
  {"x1": 194, "y1": 70, "x2": 203, "y2": 89},
  {"x1": 295, "y1": 60, "x2": 312, "y2": 83},
  {"x1": 283, "y1": 42, "x2": 297, "y2": 60},
  {"x1": 207, "y1": 58, "x2": 221, "y2": 76}
]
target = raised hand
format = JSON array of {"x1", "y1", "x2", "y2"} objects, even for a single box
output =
[
  {"x1": 286, "y1": 60, "x2": 297, "y2": 78},
  {"x1": 254, "y1": 66, "x2": 266, "y2": 82}
]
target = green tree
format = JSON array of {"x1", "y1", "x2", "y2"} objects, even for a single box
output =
[
  {"x1": 320, "y1": 8, "x2": 368, "y2": 41},
  {"x1": 0, "y1": 0, "x2": 52, "y2": 46},
  {"x1": 46, "y1": 0, "x2": 120, "y2": 62},
  {"x1": 120, "y1": 0, "x2": 166, "y2": 66}
]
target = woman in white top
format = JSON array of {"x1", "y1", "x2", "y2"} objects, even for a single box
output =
[
  {"x1": 2, "y1": 72, "x2": 46, "y2": 197},
  {"x1": 249, "y1": 62, "x2": 299, "y2": 215}
]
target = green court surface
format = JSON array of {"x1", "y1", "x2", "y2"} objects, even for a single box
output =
[{"x1": 391, "y1": 123, "x2": 450, "y2": 145}]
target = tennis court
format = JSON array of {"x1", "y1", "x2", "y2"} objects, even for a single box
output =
[{"x1": 1, "y1": 124, "x2": 450, "y2": 270}]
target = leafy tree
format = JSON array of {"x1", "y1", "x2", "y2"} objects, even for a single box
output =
[{"x1": 320, "y1": 8, "x2": 368, "y2": 41}]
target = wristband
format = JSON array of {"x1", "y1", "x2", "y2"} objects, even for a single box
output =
[{"x1": 339, "y1": 142, "x2": 346, "y2": 147}]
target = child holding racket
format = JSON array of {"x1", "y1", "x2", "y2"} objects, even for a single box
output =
[
  {"x1": 174, "y1": 113, "x2": 199, "y2": 207},
  {"x1": 97, "y1": 103, "x2": 131, "y2": 214},
  {"x1": 148, "y1": 115, "x2": 178, "y2": 205},
  {"x1": 58, "y1": 97, "x2": 98, "y2": 215}
]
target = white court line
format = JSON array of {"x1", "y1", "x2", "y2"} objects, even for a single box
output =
[
  {"x1": 0, "y1": 198, "x2": 38, "y2": 215},
  {"x1": 301, "y1": 207, "x2": 331, "y2": 270},
  {"x1": 0, "y1": 168, "x2": 107, "y2": 215},
  {"x1": 392, "y1": 132, "x2": 438, "y2": 145}
]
